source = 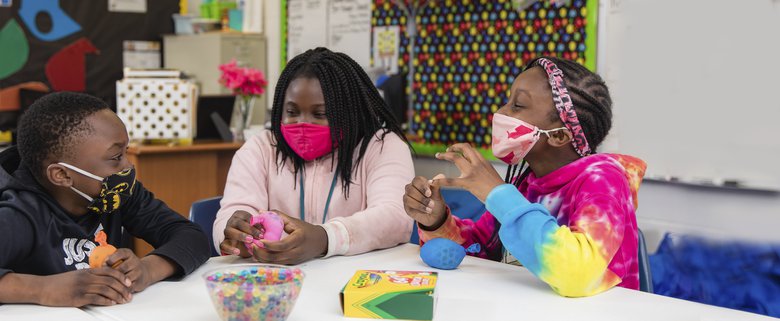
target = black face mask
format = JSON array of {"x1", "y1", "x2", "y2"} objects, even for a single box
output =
[{"x1": 58, "y1": 162, "x2": 137, "y2": 215}]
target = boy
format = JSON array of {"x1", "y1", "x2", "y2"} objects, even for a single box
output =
[{"x1": 0, "y1": 92, "x2": 210, "y2": 306}]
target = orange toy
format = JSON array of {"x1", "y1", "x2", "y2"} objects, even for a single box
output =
[{"x1": 89, "y1": 231, "x2": 122, "y2": 269}]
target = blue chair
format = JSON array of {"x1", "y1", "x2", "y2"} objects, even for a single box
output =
[
  {"x1": 638, "y1": 228, "x2": 653, "y2": 293},
  {"x1": 189, "y1": 196, "x2": 222, "y2": 257},
  {"x1": 409, "y1": 188, "x2": 485, "y2": 244}
]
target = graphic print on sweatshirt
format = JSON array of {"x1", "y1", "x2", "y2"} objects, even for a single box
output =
[{"x1": 61, "y1": 224, "x2": 103, "y2": 270}]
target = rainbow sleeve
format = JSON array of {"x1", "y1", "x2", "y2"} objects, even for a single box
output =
[
  {"x1": 486, "y1": 184, "x2": 624, "y2": 297},
  {"x1": 417, "y1": 207, "x2": 502, "y2": 261}
]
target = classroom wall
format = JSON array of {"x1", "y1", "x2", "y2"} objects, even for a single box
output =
[
  {"x1": 263, "y1": 1, "x2": 780, "y2": 251},
  {"x1": 413, "y1": 157, "x2": 780, "y2": 252},
  {"x1": 185, "y1": 0, "x2": 282, "y2": 119},
  {"x1": 635, "y1": 181, "x2": 780, "y2": 252}
]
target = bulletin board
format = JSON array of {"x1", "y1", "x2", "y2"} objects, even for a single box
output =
[
  {"x1": 282, "y1": 0, "x2": 598, "y2": 157},
  {"x1": 0, "y1": 1, "x2": 178, "y2": 107}
]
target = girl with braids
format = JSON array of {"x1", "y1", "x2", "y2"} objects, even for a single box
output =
[
  {"x1": 214, "y1": 48, "x2": 414, "y2": 264},
  {"x1": 403, "y1": 57, "x2": 647, "y2": 297}
]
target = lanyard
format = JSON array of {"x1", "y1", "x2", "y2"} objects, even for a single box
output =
[{"x1": 299, "y1": 169, "x2": 339, "y2": 224}]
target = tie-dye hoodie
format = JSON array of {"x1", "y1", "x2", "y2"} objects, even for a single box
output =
[{"x1": 419, "y1": 154, "x2": 646, "y2": 297}]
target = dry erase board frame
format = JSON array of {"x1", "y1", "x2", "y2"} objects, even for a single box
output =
[
  {"x1": 601, "y1": 0, "x2": 780, "y2": 191},
  {"x1": 281, "y1": 0, "x2": 599, "y2": 157}
]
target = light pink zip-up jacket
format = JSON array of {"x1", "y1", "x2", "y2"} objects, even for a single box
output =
[{"x1": 213, "y1": 129, "x2": 414, "y2": 257}]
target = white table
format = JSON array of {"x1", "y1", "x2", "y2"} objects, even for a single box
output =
[
  {"x1": 80, "y1": 244, "x2": 775, "y2": 321},
  {"x1": 0, "y1": 304, "x2": 99, "y2": 321}
]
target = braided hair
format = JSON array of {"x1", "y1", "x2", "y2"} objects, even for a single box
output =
[
  {"x1": 504, "y1": 56, "x2": 613, "y2": 188},
  {"x1": 271, "y1": 48, "x2": 409, "y2": 197}
]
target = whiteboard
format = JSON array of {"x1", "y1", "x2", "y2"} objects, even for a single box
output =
[
  {"x1": 328, "y1": 0, "x2": 372, "y2": 66},
  {"x1": 287, "y1": 0, "x2": 328, "y2": 60},
  {"x1": 601, "y1": 0, "x2": 780, "y2": 190},
  {"x1": 286, "y1": 0, "x2": 372, "y2": 67}
]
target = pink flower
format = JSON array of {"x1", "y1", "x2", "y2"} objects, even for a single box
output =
[{"x1": 218, "y1": 59, "x2": 267, "y2": 97}]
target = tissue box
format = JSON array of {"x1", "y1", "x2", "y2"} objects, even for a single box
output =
[
  {"x1": 340, "y1": 270, "x2": 437, "y2": 320},
  {"x1": 116, "y1": 74, "x2": 198, "y2": 141}
]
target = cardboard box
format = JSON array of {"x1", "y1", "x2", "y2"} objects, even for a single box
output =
[{"x1": 340, "y1": 270, "x2": 437, "y2": 320}]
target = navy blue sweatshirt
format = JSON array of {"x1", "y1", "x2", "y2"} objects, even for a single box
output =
[{"x1": 0, "y1": 146, "x2": 210, "y2": 278}]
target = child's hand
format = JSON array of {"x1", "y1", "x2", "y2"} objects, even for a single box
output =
[
  {"x1": 39, "y1": 267, "x2": 132, "y2": 307},
  {"x1": 434, "y1": 143, "x2": 505, "y2": 202},
  {"x1": 105, "y1": 249, "x2": 152, "y2": 293},
  {"x1": 221, "y1": 210, "x2": 264, "y2": 257},
  {"x1": 250, "y1": 212, "x2": 327, "y2": 265},
  {"x1": 403, "y1": 176, "x2": 447, "y2": 229}
]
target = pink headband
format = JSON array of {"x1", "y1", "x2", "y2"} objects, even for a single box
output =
[{"x1": 533, "y1": 58, "x2": 591, "y2": 156}]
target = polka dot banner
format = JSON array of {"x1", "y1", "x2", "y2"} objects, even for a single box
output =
[{"x1": 372, "y1": 0, "x2": 597, "y2": 153}]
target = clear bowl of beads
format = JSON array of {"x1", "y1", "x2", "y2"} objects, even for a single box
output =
[{"x1": 203, "y1": 264, "x2": 305, "y2": 321}]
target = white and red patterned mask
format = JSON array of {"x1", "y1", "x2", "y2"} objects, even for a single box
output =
[{"x1": 491, "y1": 113, "x2": 566, "y2": 165}]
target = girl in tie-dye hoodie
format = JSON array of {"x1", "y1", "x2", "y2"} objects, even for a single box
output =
[{"x1": 403, "y1": 57, "x2": 646, "y2": 297}]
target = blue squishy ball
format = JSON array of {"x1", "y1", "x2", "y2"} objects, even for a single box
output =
[{"x1": 420, "y1": 238, "x2": 481, "y2": 270}]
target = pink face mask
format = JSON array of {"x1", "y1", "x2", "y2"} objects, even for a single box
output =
[
  {"x1": 281, "y1": 123, "x2": 334, "y2": 161},
  {"x1": 491, "y1": 113, "x2": 567, "y2": 165}
]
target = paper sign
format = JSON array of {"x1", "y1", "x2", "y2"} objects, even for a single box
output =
[
  {"x1": 328, "y1": 0, "x2": 372, "y2": 67},
  {"x1": 373, "y1": 26, "x2": 400, "y2": 74},
  {"x1": 108, "y1": 0, "x2": 146, "y2": 13},
  {"x1": 287, "y1": 0, "x2": 328, "y2": 60}
]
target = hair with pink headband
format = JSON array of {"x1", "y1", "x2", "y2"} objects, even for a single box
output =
[
  {"x1": 505, "y1": 56, "x2": 613, "y2": 187},
  {"x1": 532, "y1": 58, "x2": 592, "y2": 156}
]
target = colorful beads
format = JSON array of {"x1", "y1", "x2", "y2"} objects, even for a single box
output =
[{"x1": 204, "y1": 265, "x2": 305, "y2": 321}]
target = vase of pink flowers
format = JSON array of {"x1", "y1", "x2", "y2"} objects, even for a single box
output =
[{"x1": 219, "y1": 60, "x2": 268, "y2": 141}]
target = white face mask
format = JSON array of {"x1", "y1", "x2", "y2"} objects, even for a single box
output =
[{"x1": 491, "y1": 113, "x2": 567, "y2": 165}]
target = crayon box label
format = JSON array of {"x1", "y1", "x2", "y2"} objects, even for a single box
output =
[{"x1": 340, "y1": 270, "x2": 437, "y2": 320}]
